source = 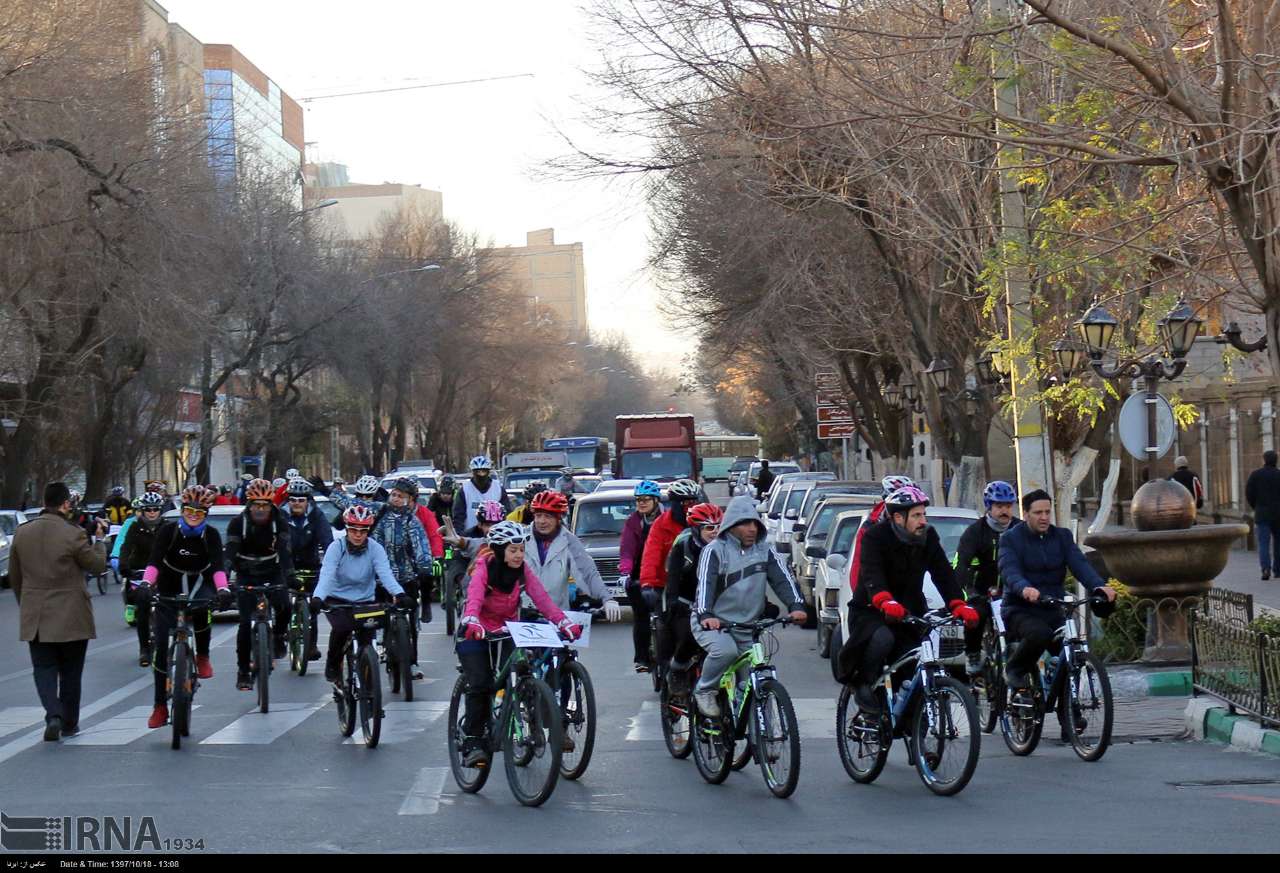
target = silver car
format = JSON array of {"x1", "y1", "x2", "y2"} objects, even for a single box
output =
[{"x1": 569, "y1": 489, "x2": 638, "y2": 603}]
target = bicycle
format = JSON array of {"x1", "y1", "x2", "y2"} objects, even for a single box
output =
[
  {"x1": 446, "y1": 631, "x2": 564, "y2": 807},
  {"x1": 442, "y1": 548, "x2": 466, "y2": 637},
  {"x1": 238, "y1": 581, "x2": 286, "y2": 714},
  {"x1": 1000, "y1": 594, "x2": 1114, "y2": 762},
  {"x1": 836, "y1": 610, "x2": 981, "y2": 797},
  {"x1": 528, "y1": 602, "x2": 603, "y2": 780},
  {"x1": 690, "y1": 617, "x2": 802, "y2": 798},
  {"x1": 971, "y1": 597, "x2": 1006, "y2": 735},
  {"x1": 287, "y1": 571, "x2": 317, "y2": 677},
  {"x1": 383, "y1": 602, "x2": 417, "y2": 701},
  {"x1": 323, "y1": 602, "x2": 386, "y2": 749},
  {"x1": 152, "y1": 593, "x2": 208, "y2": 750}
]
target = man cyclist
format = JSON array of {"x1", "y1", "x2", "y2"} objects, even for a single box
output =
[
  {"x1": 998, "y1": 489, "x2": 1116, "y2": 737},
  {"x1": 283, "y1": 478, "x2": 333, "y2": 662},
  {"x1": 452, "y1": 456, "x2": 510, "y2": 533},
  {"x1": 141, "y1": 486, "x2": 233, "y2": 729},
  {"x1": 103, "y1": 486, "x2": 132, "y2": 526},
  {"x1": 692, "y1": 496, "x2": 806, "y2": 717},
  {"x1": 846, "y1": 475, "x2": 915, "y2": 597},
  {"x1": 839, "y1": 486, "x2": 978, "y2": 714},
  {"x1": 116, "y1": 492, "x2": 168, "y2": 666},
  {"x1": 634, "y1": 479, "x2": 700, "y2": 673},
  {"x1": 954, "y1": 480, "x2": 1018, "y2": 677},
  {"x1": 427, "y1": 476, "x2": 457, "y2": 528},
  {"x1": 310, "y1": 505, "x2": 411, "y2": 684},
  {"x1": 663, "y1": 502, "x2": 722, "y2": 694},
  {"x1": 224, "y1": 478, "x2": 294, "y2": 691},
  {"x1": 620, "y1": 480, "x2": 662, "y2": 671},
  {"x1": 524, "y1": 490, "x2": 620, "y2": 617}
]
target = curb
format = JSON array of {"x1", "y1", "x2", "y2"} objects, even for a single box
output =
[
  {"x1": 1183, "y1": 697, "x2": 1280, "y2": 757},
  {"x1": 1109, "y1": 668, "x2": 1192, "y2": 698}
]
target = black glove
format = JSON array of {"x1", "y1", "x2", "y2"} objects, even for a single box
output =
[
  {"x1": 310, "y1": 596, "x2": 324, "y2": 614},
  {"x1": 394, "y1": 593, "x2": 413, "y2": 610},
  {"x1": 216, "y1": 588, "x2": 234, "y2": 610}
]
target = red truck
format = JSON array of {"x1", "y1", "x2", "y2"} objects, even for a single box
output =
[{"x1": 613, "y1": 414, "x2": 699, "y2": 482}]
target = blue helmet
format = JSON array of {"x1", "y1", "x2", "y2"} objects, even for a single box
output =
[
  {"x1": 983, "y1": 480, "x2": 1017, "y2": 509},
  {"x1": 469, "y1": 455, "x2": 493, "y2": 471},
  {"x1": 634, "y1": 480, "x2": 662, "y2": 499}
]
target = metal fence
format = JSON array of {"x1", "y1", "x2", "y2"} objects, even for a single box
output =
[{"x1": 1191, "y1": 592, "x2": 1279, "y2": 729}]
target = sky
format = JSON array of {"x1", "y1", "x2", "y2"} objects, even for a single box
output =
[{"x1": 157, "y1": 0, "x2": 681, "y2": 370}]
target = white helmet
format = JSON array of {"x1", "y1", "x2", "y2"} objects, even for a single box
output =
[
  {"x1": 353, "y1": 475, "x2": 380, "y2": 496},
  {"x1": 881, "y1": 475, "x2": 915, "y2": 498},
  {"x1": 469, "y1": 455, "x2": 493, "y2": 471},
  {"x1": 486, "y1": 520, "x2": 532, "y2": 546},
  {"x1": 668, "y1": 479, "x2": 700, "y2": 500},
  {"x1": 285, "y1": 468, "x2": 300, "y2": 480}
]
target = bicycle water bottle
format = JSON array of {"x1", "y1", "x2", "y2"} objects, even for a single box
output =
[
  {"x1": 124, "y1": 604, "x2": 136, "y2": 625},
  {"x1": 1043, "y1": 655, "x2": 1060, "y2": 690},
  {"x1": 567, "y1": 582, "x2": 577, "y2": 603},
  {"x1": 892, "y1": 675, "x2": 919, "y2": 720}
]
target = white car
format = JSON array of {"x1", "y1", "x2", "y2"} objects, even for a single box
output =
[
  {"x1": 815, "y1": 506, "x2": 980, "y2": 677},
  {"x1": 773, "y1": 481, "x2": 821, "y2": 559}
]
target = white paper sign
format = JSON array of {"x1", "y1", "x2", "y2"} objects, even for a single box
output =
[
  {"x1": 505, "y1": 621, "x2": 565, "y2": 649},
  {"x1": 564, "y1": 611, "x2": 593, "y2": 649},
  {"x1": 109, "y1": 525, "x2": 122, "y2": 537}
]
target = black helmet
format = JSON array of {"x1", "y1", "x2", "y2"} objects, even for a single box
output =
[
  {"x1": 523, "y1": 482, "x2": 548, "y2": 502},
  {"x1": 438, "y1": 476, "x2": 456, "y2": 494},
  {"x1": 392, "y1": 477, "x2": 419, "y2": 498}
]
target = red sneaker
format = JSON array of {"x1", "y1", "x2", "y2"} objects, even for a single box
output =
[
  {"x1": 196, "y1": 656, "x2": 213, "y2": 680},
  {"x1": 147, "y1": 705, "x2": 169, "y2": 729}
]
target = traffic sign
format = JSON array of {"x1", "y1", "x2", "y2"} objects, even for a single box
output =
[
  {"x1": 241, "y1": 455, "x2": 262, "y2": 467},
  {"x1": 1118, "y1": 393, "x2": 1176, "y2": 460},
  {"x1": 816, "y1": 388, "x2": 848, "y2": 406},
  {"x1": 818, "y1": 422, "x2": 858, "y2": 439},
  {"x1": 815, "y1": 371, "x2": 841, "y2": 390},
  {"x1": 817, "y1": 406, "x2": 853, "y2": 424}
]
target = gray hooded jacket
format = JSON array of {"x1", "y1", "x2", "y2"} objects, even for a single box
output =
[{"x1": 695, "y1": 496, "x2": 804, "y2": 624}]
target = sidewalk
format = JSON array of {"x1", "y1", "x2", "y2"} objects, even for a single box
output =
[{"x1": 1211, "y1": 547, "x2": 1280, "y2": 612}]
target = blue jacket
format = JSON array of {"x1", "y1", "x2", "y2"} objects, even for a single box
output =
[
  {"x1": 998, "y1": 522, "x2": 1105, "y2": 618},
  {"x1": 315, "y1": 537, "x2": 403, "y2": 603}
]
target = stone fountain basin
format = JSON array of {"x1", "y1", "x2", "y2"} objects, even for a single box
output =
[{"x1": 1083, "y1": 523, "x2": 1249, "y2": 598}]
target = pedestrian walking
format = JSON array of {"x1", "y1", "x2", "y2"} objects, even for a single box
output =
[
  {"x1": 1246, "y1": 450, "x2": 1280, "y2": 581},
  {"x1": 754, "y1": 459, "x2": 775, "y2": 501},
  {"x1": 8, "y1": 482, "x2": 107, "y2": 741},
  {"x1": 1169, "y1": 455, "x2": 1204, "y2": 512}
]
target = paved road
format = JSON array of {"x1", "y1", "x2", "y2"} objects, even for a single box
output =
[{"x1": 0, "y1": 581, "x2": 1278, "y2": 854}]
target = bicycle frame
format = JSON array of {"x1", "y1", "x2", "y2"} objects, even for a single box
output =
[
  {"x1": 705, "y1": 619, "x2": 790, "y2": 740},
  {"x1": 1037, "y1": 598, "x2": 1092, "y2": 712},
  {"x1": 876, "y1": 613, "x2": 955, "y2": 735}
]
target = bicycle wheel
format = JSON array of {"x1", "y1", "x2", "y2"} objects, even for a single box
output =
[
  {"x1": 336, "y1": 651, "x2": 356, "y2": 738},
  {"x1": 749, "y1": 679, "x2": 801, "y2": 798},
  {"x1": 1000, "y1": 674, "x2": 1044, "y2": 756},
  {"x1": 446, "y1": 674, "x2": 491, "y2": 793},
  {"x1": 171, "y1": 641, "x2": 192, "y2": 750},
  {"x1": 291, "y1": 599, "x2": 309, "y2": 676},
  {"x1": 691, "y1": 693, "x2": 733, "y2": 785},
  {"x1": 254, "y1": 622, "x2": 270, "y2": 713},
  {"x1": 399, "y1": 618, "x2": 414, "y2": 702},
  {"x1": 560, "y1": 660, "x2": 596, "y2": 780},
  {"x1": 835, "y1": 683, "x2": 889, "y2": 784},
  {"x1": 911, "y1": 675, "x2": 980, "y2": 797},
  {"x1": 1066, "y1": 653, "x2": 1113, "y2": 762},
  {"x1": 974, "y1": 628, "x2": 1001, "y2": 734},
  {"x1": 648, "y1": 617, "x2": 662, "y2": 693},
  {"x1": 659, "y1": 682, "x2": 692, "y2": 759},
  {"x1": 386, "y1": 619, "x2": 405, "y2": 696},
  {"x1": 443, "y1": 571, "x2": 459, "y2": 637},
  {"x1": 503, "y1": 676, "x2": 562, "y2": 807},
  {"x1": 359, "y1": 646, "x2": 382, "y2": 748},
  {"x1": 731, "y1": 737, "x2": 753, "y2": 771}
]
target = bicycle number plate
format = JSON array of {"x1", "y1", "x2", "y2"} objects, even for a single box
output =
[
  {"x1": 563, "y1": 611, "x2": 593, "y2": 648},
  {"x1": 920, "y1": 628, "x2": 941, "y2": 662},
  {"x1": 505, "y1": 621, "x2": 565, "y2": 648}
]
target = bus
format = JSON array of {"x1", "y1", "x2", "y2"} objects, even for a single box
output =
[
  {"x1": 696, "y1": 435, "x2": 762, "y2": 482},
  {"x1": 543, "y1": 437, "x2": 610, "y2": 475}
]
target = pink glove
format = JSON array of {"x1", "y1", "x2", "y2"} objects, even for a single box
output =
[
  {"x1": 560, "y1": 623, "x2": 583, "y2": 641},
  {"x1": 463, "y1": 621, "x2": 485, "y2": 641},
  {"x1": 872, "y1": 591, "x2": 907, "y2": 622}
]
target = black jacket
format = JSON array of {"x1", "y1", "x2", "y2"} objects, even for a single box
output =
[
  {"x1": 1170, "y1": 468, "x2": 1204, "y2": 509},
  {"x1": 285, "y1": 503, "x2": 333, "y2": 571},
  {"x1": 427, "y1": 494, "x2": 454, "y2": 527},
  {"x1": 225, "y1": 508, "x2": 294, "y2": 581},
  {"x1": 755, "y1": 468, "x2": 776, "y2": 499},
  {"x1": 664, "y1": 528, "x2": 706, "y2": 606},
  {"x1": 955, "y1": 517, "x2": 1019, "y2": 598},
  {"x1": 120, "y1": 518, "x2": 163, "y2": 574},
  {"x1": 147, "y1": 521, "x2": 225, "y2": 597},
  {"x1": 1246, "y1": 465, "x2": 1280, "y2": 524},
  {"x1": 852, "y1": 517, "x2": 963, "y2": 617}
]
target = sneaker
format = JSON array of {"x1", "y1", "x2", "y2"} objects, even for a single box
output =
[
  {"x1": 146, "y1": 706, "x2": 168, "y2": 730},
  {"x1": 324, "y1": 664, "x2": 340, "y2": 683},
  {"x1": 196, "y1": 655, "x2": 213, "y2": 680},
  {"x1": 307, "y1": 646, "x2": 322, "y2": 662},
  {"x1": 853, "y1": 683, "x2": 881, "y2": 714},
  {"x1": 463, "y1": 747, "x2": 490, "y2": 769},
  {"x1": 43, "y1": 716, "x2": 62, "y2": 742},
  {"x1": 420, "y1": 601, "x2": 432, "y2": 624},
  {"x1": 965, "y1": 653, "x2": 983, "y2": 677},
  {"x1": 634, "y1": 661, "x2": 652, "y2": 674},
  {"x1": 138, "y1": 651, "x2": 151, "y2": 668},
  {"x1": 562, "y1": 733, "x2": 576, "y2": 753},
  {"x1": 694, "y1": 690, "x2": 720, "y2": 717},
  {"x1": 411, "y1": 668, "x2": 424, "y2": 681},
  {"x1": 236, "y1": 671, "x2": 253, "y2": 691},
  {"x1": 1264, "y1": 569, "x2": 1272, "y2": 581},
  {"x1": 60, "y1": 723, "x2": 79, "y2": 738}
]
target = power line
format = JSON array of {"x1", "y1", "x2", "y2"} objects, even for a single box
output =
[{"x1": 300, "y1": 72, "x2": 535, "y2": 103}]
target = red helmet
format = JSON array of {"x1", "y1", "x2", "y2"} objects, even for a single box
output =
[
  {"x1": 530, "y1": 490, "x2": 569, "y2": 516},
  {"x1": 343, "y1": 504, "x2": 377, "y2": 529},
  {"x1": 686, "y1": 502, "x2": 723, "y2": 527}
]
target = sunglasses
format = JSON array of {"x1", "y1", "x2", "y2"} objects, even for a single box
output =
[
  {"x1": 249, "y1": 501, "x2": 274, "y2": 510},
  {"x1": 181, "y1": 506, "x2": 207, "y2": 516},
  {"x1": 288, "y1": 497, "x2": 309, "y2": 503},
  {"x1": 142, "y1": 508, "x2": 161, "y2": 515},
  {"x1": 347, "y1": 526, "x2": 371, "y2": 534}
]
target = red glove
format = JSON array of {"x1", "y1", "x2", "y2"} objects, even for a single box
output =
[
  {"x1": 560, "y1": 622, "x2": 583, "y2": 642},
  {"x1": 463, "y1": 620, "x2": 485, "y2": 641},
  {"x1": 872, "y1": 591, "x2": 907, "y2": 622},
  {"x1": 950, "y1": 600, "x2": 980, "y2": 628}
]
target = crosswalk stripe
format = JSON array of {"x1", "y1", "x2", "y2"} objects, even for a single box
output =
[
  {"x1": 344, "y1": 700, "x2": 448, "y2": 745},
  {"x1": 625, "y1": 700, "x2": 662, "y2": 741},
  {"x1": 398, "y1": 766, "x2": 450, "y2": 815},
  {"x1": 63, "y1": 705, "x2": 200, "y2": 745},
  {"x1": 0, "y1": 707, "x2": 49, "y2": 739},
  {"x1": 201, "y1": 695, "x2": 331, "y2": 744}
]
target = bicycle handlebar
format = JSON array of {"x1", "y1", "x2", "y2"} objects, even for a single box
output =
[
  {"x1": 1037, "y1": 593, "x2": 1109, "y2": 610},
  {"x1": 902, "y1": 609, "x2": 962, "y2": 630},
  {"x1": 719, "y1": 616, "x2": 795, "y2": 631}
]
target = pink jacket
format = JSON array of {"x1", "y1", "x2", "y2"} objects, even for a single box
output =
[{"x1": 464, "y1": 558, "x2": 567, "y2": 635}]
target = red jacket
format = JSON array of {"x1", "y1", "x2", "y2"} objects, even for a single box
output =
[
  {"x1": 848, "y1": 500, "x2": 887, "y2": 594},
  {"x1": 414, "y1": 504, "x2": 445, "y2": 560},
  {"x1": 639, "y1": 510, "x2": 686, "y2": 589},
  {"x1": 272, "y1": 481, "x2": 289, "y2": 507},
  {"x1": 213, "y1": 494, "x2": 240, "y2": 506}
]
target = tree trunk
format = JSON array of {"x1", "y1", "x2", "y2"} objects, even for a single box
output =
[
  {"x1": 952, "y1": 455, "x2": 985, "y2": 510},
  {"x1": 195, "y1": 343, "x2": 215, "y2": 484}
]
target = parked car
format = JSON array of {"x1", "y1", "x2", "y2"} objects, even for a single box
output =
[
  {"x1": 751, "y1": 469, "x2": 835, "y2": 502},
  {"x1": 790, "y1": 494, "x2": 878, "y2": 624},
  {"x1": 772, "y1": 481, "x2": 822, "y2": 558},
  {"x1": 816, "y1": 506, "x2": 980, "y2": 675},
  {"x1": 569, "y1": 488, "x2": 638, "y2": 603},
  {"x1": 1, "y1": 510, "x2": 39, "y2": 587}
]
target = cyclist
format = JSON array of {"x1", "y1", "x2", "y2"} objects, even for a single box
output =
[
  {"x1": 452, "y1": 500, "x2": 507, "y2": 563},
  {"x1": 399, "y1": 478, "x2": 446, "y2": 622},
  {"x1": 452, "y1": 456, "x2": 510, "y2": 533},
  {"x1": 837, "y1": 485, "x2": 978, "y2": 714},
  {"x1": 635, "y1": 479, "x2": 700, "y2": 672},
  {"x1": 507, "y1": 483, "x2": 547, "y2": 524},
  {"x1": 141, "y1": 486, "x2": 233, "y2": 729},
  {"x1": 692, "y1": 496, "x2": 806, "y2": 717},
  {"x1": 214, "y1": 485, "x2": 239, "y2": 506},
  {"x1": 310, "y1": 505, "x2": 411, "y2": 684},
  {"x1": 457, "y1": 520, "x2": 581, "y2": 769},
  {"x1": 998, "y1": 489, "x2": 1116, "y2": 693},
  {"x1": 67, "y1": 491, "x2": 98, "y2": 538},
  {"x1": 103, "y1": 486, "x2": 132, "y2": 526},
  {"x1": 954, "y1": 480, "x2": 1019, "y2": 677},
  {"x1": 524, "y1": 490, "x2": 619, "y2": 615},
  {"x1": 109, "y1": 497, "x2": 142, "y2": 573},
  {"x1": 284, "y1": 478, "x2": 333, "y2": 662},
  {"x1": 620, "y1": 480, "x2": 662, "y2": 671},
  {"x1": 427, "y1": 476, "x2": 457, "y2": 528},
  {"x1": 846, "y1": 474, "x2": 915, "y2": 596},
  {"x1": 116, "y1": 492, "x2": 168, "y2": 666},
  {"x1": 662, "y1": 502, "x2": 722, "y2": 694},
  {"x1": 225, "y1": 478, "x2": 294, "y2": 691}
]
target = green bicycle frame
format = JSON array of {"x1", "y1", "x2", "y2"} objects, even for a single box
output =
[{"x1": 714, "y1": 639, "x2": 777, "y2": 733}]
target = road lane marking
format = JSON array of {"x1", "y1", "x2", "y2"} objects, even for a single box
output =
[
  {"x1": 0, "y1": 707, "x2": 49, "y2": 738},
  {"x1": 63, "y1": 705, "x2": 200, "y2": 745},
  {"x1": 398, "y1": 766, "x2": 450, "y2": 815},
  {"x1": 624, "y1": 700, "x2": 661, "y2": 741},
  {"x1": 344, "y1": 700, "x2": 448, "y2": 745},
  {"x1": 201, "y1": 695, "x2": 331, "y2": 744}
]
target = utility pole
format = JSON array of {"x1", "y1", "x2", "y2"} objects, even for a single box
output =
[{"x1": 990, "y1": 0, "x2": 1051, "y2": 496}]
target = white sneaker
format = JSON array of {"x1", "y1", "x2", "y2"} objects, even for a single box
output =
[{"x1": 694, "y1": 690, "x2": 720, "y2": 718}]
